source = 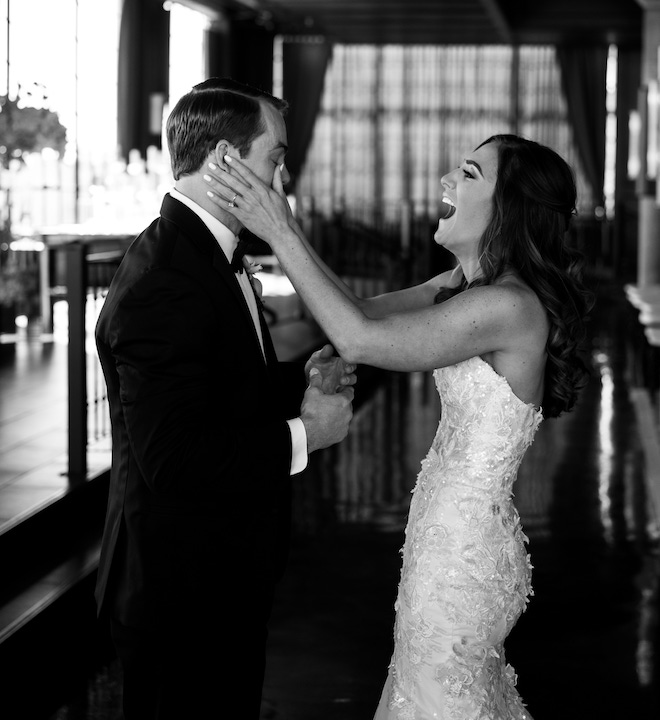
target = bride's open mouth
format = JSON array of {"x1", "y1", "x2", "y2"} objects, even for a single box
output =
[{"x1": 439, "y1": 196, "x2": 456, "y2": 220}]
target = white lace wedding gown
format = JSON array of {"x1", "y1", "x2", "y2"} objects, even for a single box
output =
[{"x1": 374, "y1": 356, "x2": 542, "y2": 720}]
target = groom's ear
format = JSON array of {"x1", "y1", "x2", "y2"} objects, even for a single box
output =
[{"x1": 212, "y1": 140, "x2": 233, "y2": 172}]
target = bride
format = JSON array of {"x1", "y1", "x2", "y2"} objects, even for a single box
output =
[{"x1": 204, "y1": 133, "x2": 591, "y2": 719}]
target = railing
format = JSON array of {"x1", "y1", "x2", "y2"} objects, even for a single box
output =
[
  {"x1": 41, "y1": 231, "x2": 135, "y2": 483},
  {"x1": 299, "y1": 203, "x2": 456, "y2": 294}
]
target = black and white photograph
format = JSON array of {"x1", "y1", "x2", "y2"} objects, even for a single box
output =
[{"x1": 0, "y1": 2, "x2": 657, "y2": 719}]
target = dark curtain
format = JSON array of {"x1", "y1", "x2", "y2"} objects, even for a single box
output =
[
  {"x1": 207, "y1": 23, "x2": 232, "y2": 80},
  {"x1": 117, "y1": 0, "x2": 140, "y2": 159},
  {"x1": 282, "y1": 38, "x2": 332, "y2": 190},
  {"x1": 117, "y1": 0, "x2": 169, "y2": 159},
  {"x1": 557, "y1": 45, "x2": 608, "y2": 206},
  {"x1": 226, "y1": 20, "x2": 275, "y2": 93},
  {"x1": 615, "y1": 46, "x2": 642, "y2": 200}
]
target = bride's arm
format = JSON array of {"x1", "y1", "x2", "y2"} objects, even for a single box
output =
[
  {"x1": 278, "y1": 218, "x2": 457, "y2": 317},
  {"x1": 360, "y1": 267, "x2": 462, "y2": 317},
  {"x1": 203, "y1": 159, "x2": 523, "y2": 372},
  {"x1": 285, "y1": 220, "x2": 460, "y2": 317},
  {"x1": 206, "y1": 163, "x2": 456, "y2": 319}
]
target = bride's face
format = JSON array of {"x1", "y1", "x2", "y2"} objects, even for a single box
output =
[{"x1": 433, "y1": 142, "x2": 499, "y2": 254}]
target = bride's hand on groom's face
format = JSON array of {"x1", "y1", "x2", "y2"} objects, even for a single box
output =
[
  {"x1": 203, "y1": 157, "x2": 292, "y2": 242},
  {"x1": 305, "y1": 344, "x2": 357, "y2": 395}
]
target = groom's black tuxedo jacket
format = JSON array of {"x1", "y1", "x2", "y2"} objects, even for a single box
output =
[{"x1": 95, "y1": 194, "x2": 306, "y2": 631}]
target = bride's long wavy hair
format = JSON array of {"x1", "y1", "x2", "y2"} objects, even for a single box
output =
[{"x1": 435, "y1": 134, "x2": 593, "y2": 418}]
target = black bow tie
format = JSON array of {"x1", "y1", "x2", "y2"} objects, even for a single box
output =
[{"x1": 230, "y1": 237, "x2": 248, "y2": 273}]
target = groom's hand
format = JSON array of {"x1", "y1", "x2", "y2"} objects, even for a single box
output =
[
  {"x1": 305, "y1": 344, "x2": 357, "y2": 395},
  {"x1": 301, "y1": 368, "x2": 354, "y2": 452}
]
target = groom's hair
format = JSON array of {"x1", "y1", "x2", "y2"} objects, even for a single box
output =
[{"x1": 166, "y1": 77, "x2": 288, "y2": 180}]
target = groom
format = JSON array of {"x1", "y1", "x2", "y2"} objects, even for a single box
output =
[{"x1": 94, "y1": 78, "x2": 356, "y2": 719}]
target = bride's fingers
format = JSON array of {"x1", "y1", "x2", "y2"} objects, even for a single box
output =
[
  {"x1": 205, "y1": 186, "x2": 240, "y2": 212},
  {"x1": 204, "y1": 163, "x2": 248, "y2": 194},
  {"x1": 202, "y1": 171, "x2": 247, "y2": 210},
  {"x1": 222, "y1": 156, "x2": 290, "y2": 217},
  {"x1": 223, "y1": 155, "x2": 271, "y2": 196},
  {"x1": 219, "y1": 155, "x2": 288, "y2": 205},
  {"x1": 272, "y1": 164, "x2": 286, "y2": 198}
]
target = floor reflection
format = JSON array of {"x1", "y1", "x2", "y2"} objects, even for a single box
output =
[{"x1": 296, "y1": 369, "x2": 439, "y2": 535}]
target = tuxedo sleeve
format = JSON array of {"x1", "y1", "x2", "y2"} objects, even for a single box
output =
[
  {"x1": 277, "y1": 360, "x2": 308, "y2": 418},
  {"x1": 278, "y1": 359, "x2": 310, "y2": 475},
  {"x1": 278, "y1": 361, "x2": 309, "y2": 475}
]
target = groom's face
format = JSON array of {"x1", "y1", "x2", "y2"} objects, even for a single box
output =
[{"x1": 242, "y1": 101, "x2": 290, "y2": 188}]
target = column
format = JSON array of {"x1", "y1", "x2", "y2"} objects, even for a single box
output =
[{"x1": 637, "y1": 0, "x2": 660, "y2": 286}]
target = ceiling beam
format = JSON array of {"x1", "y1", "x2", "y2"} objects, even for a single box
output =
[{"x1": 478, "y1": 0, "x2": 514, "y2": 43}]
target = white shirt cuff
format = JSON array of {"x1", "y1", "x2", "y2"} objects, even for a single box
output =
[{"x1": 287, "y1": 417, "x2": 308, "y2": 475}]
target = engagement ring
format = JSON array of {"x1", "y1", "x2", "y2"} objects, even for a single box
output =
[{"x1": 228, "y1": 193, "x2": 238, "y2": 208}]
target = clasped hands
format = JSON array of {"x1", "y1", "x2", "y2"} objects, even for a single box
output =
[
  {"x1": 305, "y1": 343, "x2": 356, "y2": 395},
  {"x1": 301, "y1": 344, "x2": 356, "y2": 453}
]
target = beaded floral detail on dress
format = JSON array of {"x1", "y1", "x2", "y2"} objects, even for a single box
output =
[{"x1": 374, "y1": 356, "x2": 542, "y2": 720}]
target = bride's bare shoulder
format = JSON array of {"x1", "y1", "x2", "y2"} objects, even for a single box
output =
[{"x1": 491, "y1": 276, "x2": 549, "y2": 334}]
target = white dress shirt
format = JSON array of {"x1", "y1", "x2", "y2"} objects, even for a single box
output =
[{"x1": 169, "y1": 189, "x2": 308, "y2": 475}]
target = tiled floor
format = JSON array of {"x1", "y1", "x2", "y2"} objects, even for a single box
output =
[{"x1": 4, "y1": 280, "x2": 660, "y2": 719}]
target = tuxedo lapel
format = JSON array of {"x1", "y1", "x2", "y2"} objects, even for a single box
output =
[
  {"x1": 211, "y1": 249, "x2": 254, "y2": 321},
  {"x1": 210, "y1": 244, "x2": 271, "y2": 368},
  {"x1": 161, "y1": 194, "x2": 267, "y2": 365},
  {"x1": 258, "y1": 303, "x2": 279, "y2": 369}
]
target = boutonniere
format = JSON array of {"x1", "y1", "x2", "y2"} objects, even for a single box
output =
[{"x1": 243, "y1": 257, "x2": 264, "y2": 308}]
